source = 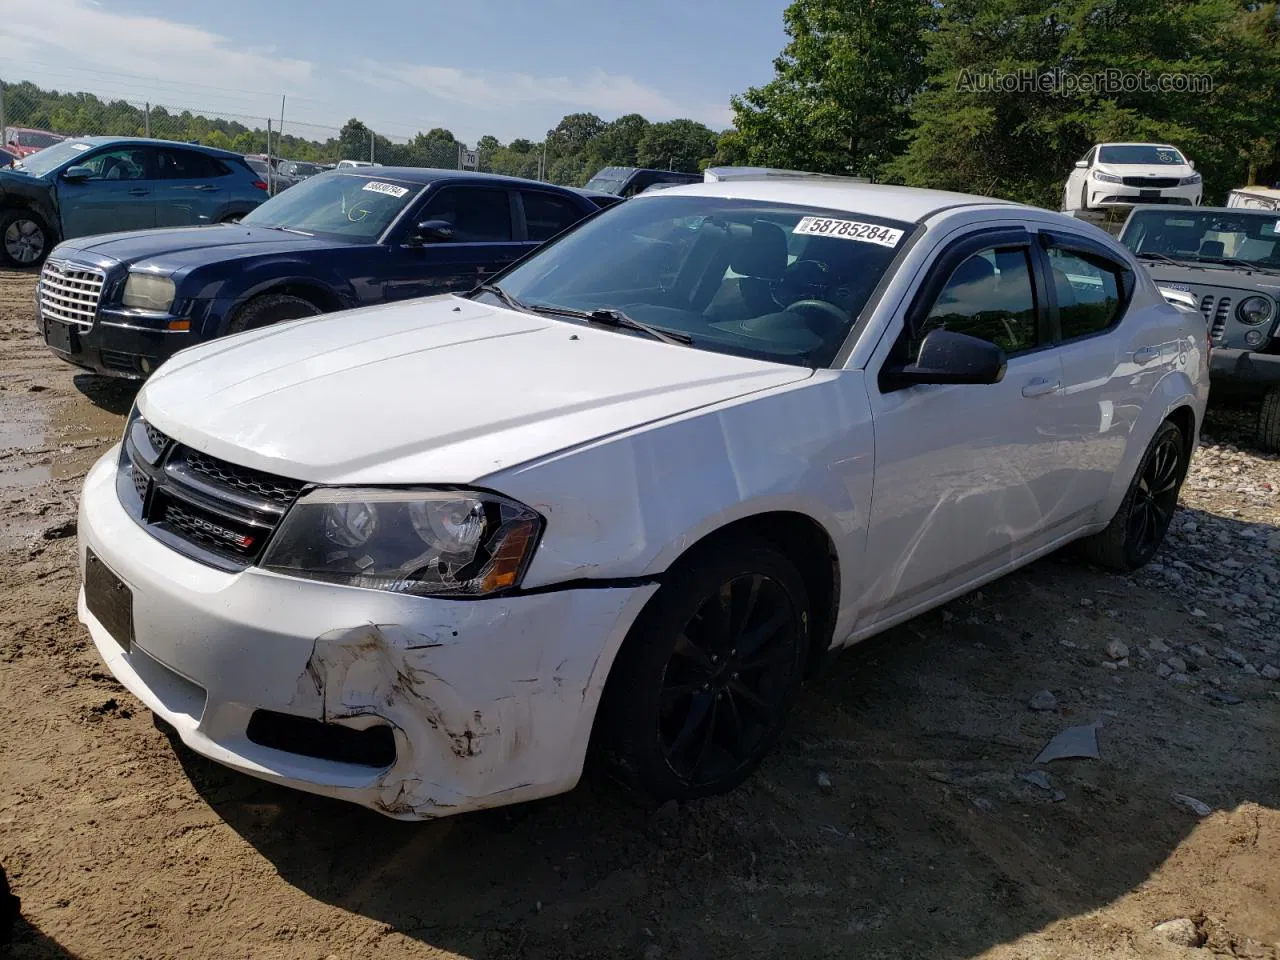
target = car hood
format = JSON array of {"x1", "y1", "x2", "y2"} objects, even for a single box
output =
[
  {"x1": 1142, "y1": 263, "x2": 1280, "y2": 297},
  {"x1": 138, "y1": 296, "x2": 814, "y2": 485},
  {"x1": 1096, "y1": 162, "x2": 1194, "y2": 179},
  {"x1": 57, "y1": 224, "x2": 345, "y2": 271}
]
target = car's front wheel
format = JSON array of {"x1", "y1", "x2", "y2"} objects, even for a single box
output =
[
  {"x1": 1079, "y1": 419, "x2": 1187, "y2": 571},
  {"x1": 0, "y1": 209, "x2": 50, "y2": 268},
  {"x1": 601, "y1": 538, "x2": 810, "y2": 801},
  {"x1": 1259, "y1": 387, "x2": 1280, "y2": 452},
  {"x1": 226, "y1": 293, "x2": 321, "y2": 334}
]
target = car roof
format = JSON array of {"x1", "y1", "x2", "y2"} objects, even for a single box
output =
[
  {"x1": 1099, "y1": 142, "x2": 1178, "y2": 149},
  {"x1": 322, "y1": 166, "x2": 587, "y2": 190},
  {"x1": 634, "y1": 179, "x2": 1020, "y2": 223},
  {"x1": 64, "y1": 135, "x2": 247, "y2": 160}
]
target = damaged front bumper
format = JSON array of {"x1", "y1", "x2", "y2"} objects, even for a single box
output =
[{"x1": 77, "y1": 449, "x2": 658, "y2": 819}]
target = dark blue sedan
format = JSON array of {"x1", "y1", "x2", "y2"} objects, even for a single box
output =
[
  {"x1": 36, "y1": 168, "x2": 601, "y2": 378},
  {"x1": 1, "y1": 137, "x2": 268, "y2": 268}
]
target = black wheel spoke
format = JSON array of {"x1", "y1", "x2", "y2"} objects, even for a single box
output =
[
  {"x1": 732, "y1": 574, "x2": 763, "y2": 636},
  {"x1": 693, "y1": 584, "x2": 734, "y2": 652},
  {"x1": 667, "y1": 691, "x2": 714, "y2": 763},
  {"x1": 719, "y1": 692, "x2": 745, "y2": 759},
  {"x1": 729, "y1": 679, "x2": 775, "y2": 718},
  {"x1": 736, "y1": 608, "x2": 789, "y2": 660},
  {"x1": 661, "y1": 679, "x2": 705, "y2": 701},
  {"x1": 671, "y1": 631, "x2": 713, "y2": 673}
]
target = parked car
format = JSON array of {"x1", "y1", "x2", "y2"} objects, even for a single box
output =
[
  {"x1": 0, "y1": 145, "x2": 17, "y2": 169},
  {"x1": 567, "y1": 185, "x2": 626, "y2": 210},
  {"x1": 1063, "y1": 143, "x2": 1202, "y2": 212},
  {"x1": 1, "y1": 137, "x2": 268, "y2": 268},
  {"x1": 278, "y1": 160, "x2": 324, "y2": 181},
  {"x1": 703, "y1": 166, "x2": 870, "y2": 184},
  {"x1": 1226, "y1": 186, "x2": 1280, "y2": 211},
  {"x1": 3, "y1": 126, "x2": 66, "y2": 159},
  {"x1": 243, "y1": 156, "x2": 297, "y2": 194},
  {"x1": 336, "y1": 159, "x2": 380, "y2": 169},
  {"x1": 37, "y1": 168, "x2": 601, "y2": 377},
  {"x1": 584, "y1": 165, "x2": 700, "y2": 197},
  {"x1": 1118, "y1": 204, "x2": 1280, "y2": 448},
  {"x1": 77, "y1": 178, "x2": 1207, "y2": 819}
]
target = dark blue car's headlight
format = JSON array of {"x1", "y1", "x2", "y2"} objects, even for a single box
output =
[{"x1": 122, "y1": 273, "x2": 175, "y2": 311}]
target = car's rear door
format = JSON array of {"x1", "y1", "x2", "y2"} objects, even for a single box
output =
[
  {"x1": 152, "y1": 147, "x2": 234, "y2": 226},
  {"x1": 56, "y1": 146, "x2": 159, "y2": 238},
  {"x1": 1036, "y1": 229, "x2": 1168, "y2": 523},
  {"x1": 858, "y1": 228, "x2": 1072, "y2": 626}
]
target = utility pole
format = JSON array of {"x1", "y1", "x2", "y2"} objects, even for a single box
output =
[
  {"x1": 279, "y1": 94, "x2": 286, "y2": 143},
  {"x1": 0, "y1": 82, "x2": 7, "y2": 147},
  {"x1": 144, "y1": 103, "x2": 151, "y2": 139},
  {"x1": 370, "y1": 131, "x2": 375, "y2": 164},
  {"x1": 266, "y1": 118, "x2": 273, "y2": 195}
]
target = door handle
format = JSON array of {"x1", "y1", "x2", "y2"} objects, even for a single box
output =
[
  {"x1": 1021, "y1": 378, "x2": 1061, "y2": 399},
  {"x1": 194, "y1": 185, "x2": 221, "y2": 191},
  {"x1": 128, "y1": 188, "x2": 150, "y2": 196},
  {"x1": 1133, "y1": 346, "x2": 1161, "y2": 364}
]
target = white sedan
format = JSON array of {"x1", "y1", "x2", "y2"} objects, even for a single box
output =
[
  {"x1": 77, "y1": 178, "x2": 1208, "y2": 818},
  {"x1": 1063, "y1": 142, "x2": 1203, "y2": 212}
]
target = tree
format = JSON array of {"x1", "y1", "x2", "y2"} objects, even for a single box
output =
[
  {"x1": 635, "y1": 119, "x2": 718, "y2": 172},
  {"x1": 509, "y1": 138, "x2": 536, "y2": 153},
  {"x1": 424, "y1": 127, "x2": 457, "y2": 144},
  {"x1": 338, "y1": 118, "x2": 373, "y2": 162},
  {"x1": 547, "y1": 113, "x2": 605, "y2": 156},
  {"x1": 889, "y1": 0, "x2": 1280, "y2": 207},
  {"x1": 477, "y1": 135, "x2": 502, "y2": 152},
  {"x1": 594, "y1": 113, "x2": 651, "y2": 166},
  {"x1": 731, "y1": 0, "x2": 934, "y2": 179}
]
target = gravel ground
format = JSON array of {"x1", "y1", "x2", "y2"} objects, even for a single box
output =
[{"x1": 1, "y1": 267, "x2": 1277, "y2": 960}]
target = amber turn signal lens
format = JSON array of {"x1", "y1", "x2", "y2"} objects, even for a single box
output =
[{"x1": 479, "y1": 519, "x2": 539, "y2": 592}]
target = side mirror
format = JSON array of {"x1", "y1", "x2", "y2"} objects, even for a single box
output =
[
  {"x1": 62, "y1": 165, "x2": 93, "y2": 182},
  {"x1": 410, "y1": 219, "x2": 455, "y2": 243},
  {"x1": 887, "y1": 329, "x2": 1007, "y2": 388},
  {"x1": 1074, "y1": 160, "x2": 1089, "y2": 169},
  {"x1": 1188, "y1": 160, "x2": 1195, "y2": 170}
]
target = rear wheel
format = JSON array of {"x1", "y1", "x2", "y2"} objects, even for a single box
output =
[
  {"x1": 601, "y1": 538, "x2": 810, "y2": 801},
  {"x1": 1259, "y1": 387, "x2": 1280, "y2": 453},
  {"x1": 0, "y1": 209, "x2": 50, "y2": 268},
  {"x1": 1079, "y1": 420, "x2": 1187, "y2": 571},
  {"x1": 226, "y1": 293, "x2": 321, "y2": 334}
]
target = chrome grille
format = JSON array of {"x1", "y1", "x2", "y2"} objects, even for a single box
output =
[
  {"x1": 39, "y1": 260, "x2": 105, "y2": 329},
  {"x1": 121, "y1": 419, "x2": 305, "y2": 569},
  {"x1": 1202, "y1": 296, "x2": 1231, "y2": 344}
]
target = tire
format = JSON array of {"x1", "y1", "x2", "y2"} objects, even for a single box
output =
[
  {"x1": 1079, "y1": 420, "x2": 1187, "y2": 572},
  {"x1": 0, "y1": 209, "x2": 51, "y2": 268},
  {"x1": 1259, "y1": 387, "x2": 1280, "y2": 453},
  {"x1": 600, "y1": 537, "x2": 810, "y2": 801},
  {"x1": 226, "y1": 293, "x2": 321, "y2": 335},
  {"x1": 1079, "y1": 183, "x2": 1090, "y2": 212}
]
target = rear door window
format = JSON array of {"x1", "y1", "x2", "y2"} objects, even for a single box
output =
[
  {"x1": 155, "y1": 149, "x2": 229, "y2": 179},
  {"x1": 520, "y1": 191, "x2": 583, "y2": 241}
]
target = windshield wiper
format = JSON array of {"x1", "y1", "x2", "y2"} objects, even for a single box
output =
[
  {"x1": 473, "y1": 282, "x2": 530, "y2": 314},
  {"x1": 527, "y1": 304, "x2": 693, "y2": 345},
  {"x1": 1137, "y1": 252, "x2": 1186, "y2": 265},
  {"x1": 1196, "y1": 256, "x2": 1262, "y2": 271}
]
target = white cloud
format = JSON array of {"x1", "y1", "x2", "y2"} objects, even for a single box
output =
[
  {"x1": 355, "y1": 59, "x2": 732, "y2": 128},
  {"x1": 0, "y1": 0, "x2": 312, "y2": 111}
]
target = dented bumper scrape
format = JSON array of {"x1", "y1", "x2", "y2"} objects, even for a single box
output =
[{"x1": 77, "y1": 449, "x2": 658, "y2": 818}]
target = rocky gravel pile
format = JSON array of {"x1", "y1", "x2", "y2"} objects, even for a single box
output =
[{"x1": 1130, "y1": 434, "x2": 1280, "y2": 697}]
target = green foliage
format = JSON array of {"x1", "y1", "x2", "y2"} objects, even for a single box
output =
[
  {"x1": 886, "y1": 0, "x2": 1280, "y2": 206},
  {"x1": 635, "y1": 119, "x2": 719, "y2": 172},
  {"x1": 731, "y1": 0, "x2": 935, "y2": 178}
]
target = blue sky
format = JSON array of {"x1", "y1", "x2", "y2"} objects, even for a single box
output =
[{"x1": 0, "y1": 0, "x2": 789, "y2": 145}]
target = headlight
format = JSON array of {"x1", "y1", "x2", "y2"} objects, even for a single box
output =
[
  {"x1": 1179, "y1": 173, "x2": 1202, "y2": 185},
  {"x1": 1238, "y1": 295, "x2": 1274, "y2": 326},
  {"x1": 1092, "y1": 170, "x2": 1122, "y2": 184},
  {"x1": 122, "y1": 273, "x2": 176, "y2": 311},
  {"x1": 260, "y1": 488, "x2": 543, "y2": 597}
]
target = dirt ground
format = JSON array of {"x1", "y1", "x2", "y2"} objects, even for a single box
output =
[{"x1": 1, "y1": 266, "x2": 1277, "y2": 960}]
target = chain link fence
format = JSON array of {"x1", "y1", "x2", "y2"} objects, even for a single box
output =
[{"x1": 0, "y1": 79, "x2": 473, "y2": 182}]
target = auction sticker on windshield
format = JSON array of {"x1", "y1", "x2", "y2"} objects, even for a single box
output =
[
  {"x1": 362, "y1": 181, "x2": 410, "y2": 199},
  {"x1": 794, "y1": 217, "x2": 904, "y2": 247}
]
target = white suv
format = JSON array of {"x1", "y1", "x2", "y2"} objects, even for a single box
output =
[
  {"x1": 1063, "y1": 142, "x2": 1203, "y2": 212},
  {"x1": 77, "y1": 180, "x2": 1208, "y2": 819}
]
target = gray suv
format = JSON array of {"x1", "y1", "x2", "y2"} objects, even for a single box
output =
[{"x1": 1119, "y1": 205, "x2": 1280, "y2": 448}]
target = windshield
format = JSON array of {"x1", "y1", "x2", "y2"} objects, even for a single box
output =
[
  {"x1": 12, "y1": 140, "x2": 94, "y2": 177},
  {"x1": 585, "y1": 166, "x2": 633, "y2": 195},
  {"x1": 1121, "y1": 210, "x2": 1280, "y2": 269},
  {"x1": 283, "y1": 162, "x2": 321, "y2": 177},
  {"x1": 1098, "y1": 145, "x2": 1185, "y2": 166},
  {"x1": 245, "y1": 158, "x2": 270, "y2": 176},
  {"x1": 16, "y1": 130, "x2": 64, "y2": 149},
  {"x1": 239, "y1": 172, "x2": 420, "y2": 240},
  {"x1": 490, "y1": 195, "x2": 912, "y2": 367}
]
